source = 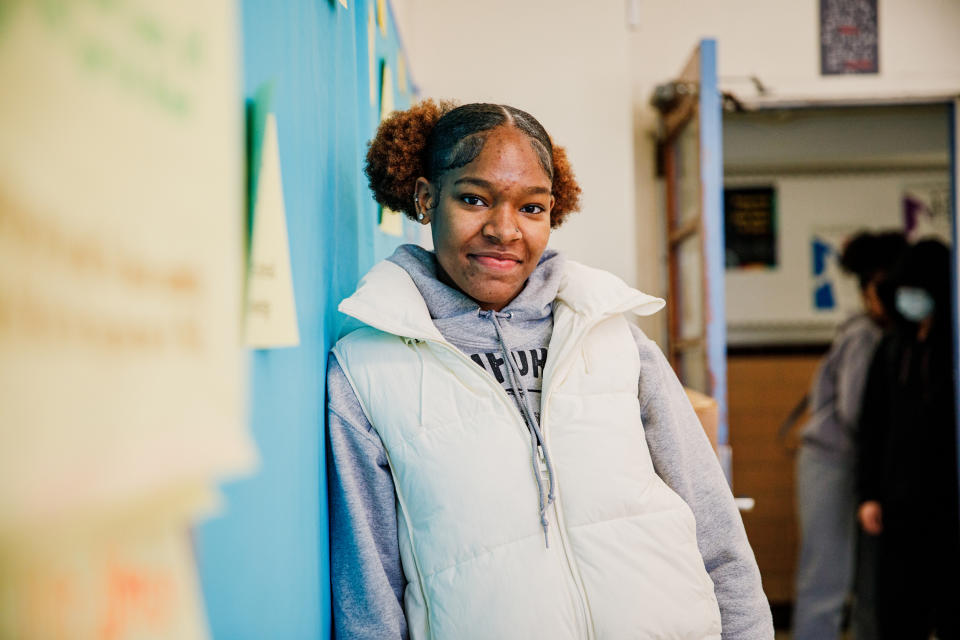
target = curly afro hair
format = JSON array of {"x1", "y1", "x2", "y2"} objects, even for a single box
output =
[{"x1": 364, "y1": 100, "x2": 582, "y2": 228}]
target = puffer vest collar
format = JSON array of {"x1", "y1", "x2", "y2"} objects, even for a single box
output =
[{"x1": 338, "y1": 256, "x2": 665, "y2": 341}]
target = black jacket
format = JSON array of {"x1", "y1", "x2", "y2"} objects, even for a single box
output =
[{"x1": 857, "y1": 325, "x2": 959, "y2": 523}]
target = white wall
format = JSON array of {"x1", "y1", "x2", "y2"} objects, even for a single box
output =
[
  {"x1": 630, "y1": 0, "x2": 960, "y2": 104},
  {"x1": 391, "y1": 0, "x2": 638, "y2": 290},
  {"x1": 390, "y1": 0, "x2": 960, "y2": 345}
]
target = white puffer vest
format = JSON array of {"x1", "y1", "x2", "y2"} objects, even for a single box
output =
[{"x1": 333, "y1": 258, "x2": 723, "y2": 640}]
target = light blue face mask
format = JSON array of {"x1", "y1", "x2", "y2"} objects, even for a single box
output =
[{"x1": 895, "y1": 286, "x2": 935, "y2": 322}]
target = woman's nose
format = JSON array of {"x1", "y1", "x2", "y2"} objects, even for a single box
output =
[{"x1": 482, "y1": 206, "x2": 521, "y2": 243}]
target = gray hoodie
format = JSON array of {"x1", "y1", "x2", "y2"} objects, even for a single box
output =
[
  {"x1": 800, "y1": 313, "x2": 882, "y2": 460},
  {"x1": 327, "y1": 244, "x2": 772, "y2": 639}
]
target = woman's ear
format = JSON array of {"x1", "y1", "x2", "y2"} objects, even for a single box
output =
[{"x1": 414, "y1": 177, "x2": 434, "y2": 225}]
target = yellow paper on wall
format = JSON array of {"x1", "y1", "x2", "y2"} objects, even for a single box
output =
[
  {"x1": 244, "y1": 113, "x2": 300, "y2": 349},
  {"x1": 0, "y1": 486, "x2": 216, "y2": 640},
  {"x1": 0, "y1": 0, "x2": 256, "y2": 529},
  {"x1": 376, "y1": 0, "x2": 388, "y2": 35},
  {"x1": 378, "y1": 206, "x2": 404, "y2": 236}
]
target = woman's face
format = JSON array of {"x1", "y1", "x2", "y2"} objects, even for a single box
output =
[
  {"x1": 863, "y1": 279, "x2": 887, "y2": 322},
  {"x1": 416, "y1": 126, "x2": 554, "y2": 311}
]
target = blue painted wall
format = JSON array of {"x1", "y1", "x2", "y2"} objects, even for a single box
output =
[{"x1": 197, "y1": 2, "x2": 414, "y2": 637}]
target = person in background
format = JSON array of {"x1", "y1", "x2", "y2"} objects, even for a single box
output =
[
  {"x1": 857, "y1": 239, "x2": 959, "y2": 640},
  {"x1": 326, "y1": 100, "x2": 772, "y2": 639},
  {"x1": 792, "y1": 231, "x2": 906, "y2": 640}
]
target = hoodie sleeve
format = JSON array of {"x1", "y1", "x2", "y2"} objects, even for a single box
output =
[
  {"x1": 327, "y1": 354, "x2": 408, "y2": 640},
  {"x1": 631, "y1": 325, "x2": 773, "y2": 640},
  {"x1": 834, "y1": 320, "x2": 881, "y2": 434}
]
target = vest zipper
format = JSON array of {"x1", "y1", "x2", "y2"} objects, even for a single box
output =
[
  {"x1": 416, "y1": 338, "x2": 593, "y2": 632},
  {"x1": 539, "y1": 319, "x2": 609, "y2": 640},
  {"x1": 416, "y1": 322, "x2": 605, "y2": 640}
]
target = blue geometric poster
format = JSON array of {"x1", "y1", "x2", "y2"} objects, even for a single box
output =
[
  {"x1": 812, "y1": 236, "x2": 835, "y2": 310},
  {"x1": 810, "y1": 227, "x2": 860, "y2": 313}
]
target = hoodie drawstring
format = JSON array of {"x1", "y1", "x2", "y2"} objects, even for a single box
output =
[
  {"x1": 403, "y1": 337, "x2": 427, "y2": 424},
  {"x1": 482, "y1": 310, "x2": 557, "y2": 548}
]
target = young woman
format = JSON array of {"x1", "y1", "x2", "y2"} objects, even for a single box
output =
[
  {"x1": 327, "y1": 101, "x2": 772, "y2": 639},
  {"x1": 857, "y1": 239, "x2": 959, "y2": 639}
]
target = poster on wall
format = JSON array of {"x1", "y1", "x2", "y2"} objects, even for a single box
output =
[
  {"x1": 902, "y1": 181, "x2": 953, "y2": 245},
  {"x1": 810, "y1": 226, "x2": 861, "y2": 314},
  {"x1": 820, "y1": 0, "x2": 879, "y2": 75},
  {"x1": 724, "y1": 186, "x2": 777, "y2": 269}
]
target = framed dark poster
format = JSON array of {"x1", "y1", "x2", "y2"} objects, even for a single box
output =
[
  {"x1": 820, "y1": 0, "x2": 879, "y2": 74},
  {"x1": 724, "y1": 186, "x2": 777, "y2": 269}
]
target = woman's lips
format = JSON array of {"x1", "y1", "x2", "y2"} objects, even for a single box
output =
[{"x1": 470, "y1": 254, "x2": 521, "y2": 271}]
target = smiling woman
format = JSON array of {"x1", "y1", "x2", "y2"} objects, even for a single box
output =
[
  {"x1": 327, "y1": 101, "x2": 773, "y2": 639},
  {"x1": 418, "y1": 125, "x2": 553, "y2": 310}
]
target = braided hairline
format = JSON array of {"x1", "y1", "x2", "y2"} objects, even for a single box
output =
[
  {"x1": 364, "y1": 100, "x2": 581, "y2": 228},
  {"x1": 425, "y1": 104, "x2": 555, "y2": 210}
]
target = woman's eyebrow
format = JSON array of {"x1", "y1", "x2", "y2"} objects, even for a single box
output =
[
  {"x1": 521, "y1": 186, "x2": 552, "y2": 196},
  {"x1": 453, "y1": 177, "x2": 493, "y2": 189},
  {"x1": 454, "y1": 177, "x2": 551, "y2": 196}
]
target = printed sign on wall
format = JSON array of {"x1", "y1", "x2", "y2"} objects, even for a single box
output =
[
  {"x1": 820, "y1": 0, "x2": 879, "y2": 75},
  {"x1": 724, "y1": 186, "x2": 777, "y2": 269},
  {"x1": 903, "y1": 181, "x2": 953, "y2": 245}
]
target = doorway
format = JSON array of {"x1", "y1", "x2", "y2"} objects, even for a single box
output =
[{"x1": 723, "y1": 101, "x2": 954, "y2": 615}]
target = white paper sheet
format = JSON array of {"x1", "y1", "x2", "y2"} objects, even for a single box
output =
[
  {"x1": 0, "y1": 0, "x2": 256, "y2": 528},
  {"x1": 244, "y1": 113, "x2": 300, "y2": 348}
]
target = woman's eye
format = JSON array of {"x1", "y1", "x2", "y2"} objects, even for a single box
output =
[
  {"x1": 461, "y1": 195, "x2": 485, "y2": 206},
  {"x1": 520, "y1": 204, "x2": 545, "y2": 214}
]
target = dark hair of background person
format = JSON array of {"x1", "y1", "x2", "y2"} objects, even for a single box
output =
[
  {"x1": 840, "y1": 231, "x2": 909, "y2": 317},
  {"x1": 840, "y1": 231, "x2": 908, "y2": 290},
  {"x1": 364, "y1": 100, "x2": 582, "y2": 228}
]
